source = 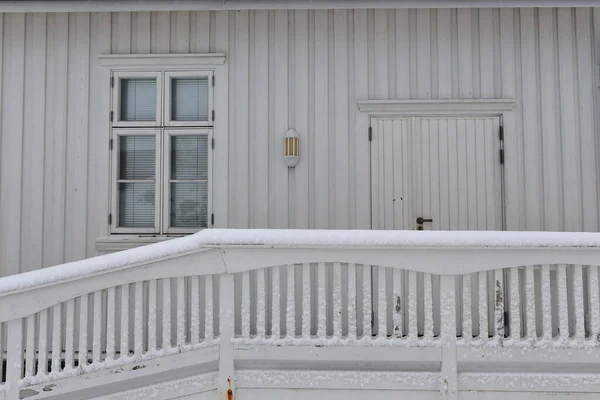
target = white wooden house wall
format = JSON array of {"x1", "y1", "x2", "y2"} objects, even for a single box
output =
[{"x1": 0, "y1": 8, "x2": 599, "y2": 276}]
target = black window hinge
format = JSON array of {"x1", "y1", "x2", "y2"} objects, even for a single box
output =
[
  {"x1": 110, "y1": 111, "x2": 113, "y2": 122},
  {"x1": 211, "y1": 138, "x2": 215, "y2": 149},
  {"x1": 110, "y1": 76, "x2": 114, "y2": 87},
  {"x1": 499, "y1": 125, "x2": 504, "y2": 141},
  {"x1": 212, "y1": 110, "x2": 215, "y2": 121},
  {"x1": 211, "y1": 213, "x2": 215, "y2": 226},
  {"x1": 212, "y1": 75, "x2": 215, "y2": 87},
  {"x1": 108, "y1": 214, "x2": 112, "y2": 225},
  {"x1": 500, "y1": 149, "x2": 505, "y2": 164},
  {"x1": 368, "y1": 126, "x2": 372, "y2": 141},
  {"x1": 109, "y1": 138, "x2": 113, "y2": 150}
]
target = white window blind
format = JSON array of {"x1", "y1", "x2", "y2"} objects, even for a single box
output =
[
  {"x1": 118, "y1": 135, "x2": 156, "y2": 228},
  {"x1": 120, "y1": 78, "x2": 157, "y2": 121},
  {"x1": 169, "y1": 135, "x2": 208, "y2": 228},
  {"x1": 171, "y1": 77, "x2": 209, "y2": 121}
]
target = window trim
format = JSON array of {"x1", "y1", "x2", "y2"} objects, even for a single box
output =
[
  {"x1": 112, "y1": 71, "x2": 163, "y2": 128},
  {"x1": 164, "y1": 71, "x2": 214, "y2": 127},
  {"x1": 162, "y1": 128, "x2": 213, "y2": 234},
  {"x1": 111, "y1": 128, "x2": 162, "y2": 234}
]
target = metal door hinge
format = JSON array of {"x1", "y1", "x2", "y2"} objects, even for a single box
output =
[
  {"x1": 500, "y1": 149, "x2": 505, "y2": 164},
  {"x1": 499, "y1": 125, "x2": 504, "y2": 141},
  {"x1": 212, "y1": 76, "x2": 215, "y2": 87},
  {"x1": 211, "y1": 138, "x2": 215, "y2": 149},
  {"x1": 211, "y1": 213, "x2": 215, "y2": 226},
  {"x1": 110, "y1": 76, "x2": 114, "y2": 87},
  {"x1": 368, "y1": 126, "x2": 372, "y2": 141},
  {"x1": 110, "y1": 111, "x2": 114, "y2": 122},
  {"x1": 109, "y1": 138, "x2": 113, "y2": 150},
  {"x1": 108, "y1": 214, "x2": 112, "y2": 225},
  {"x1": 212, "y1": 110, "x2": 215, "y2": 121}
]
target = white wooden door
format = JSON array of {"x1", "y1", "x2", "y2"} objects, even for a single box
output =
[
  {"x1": 371, "y1": 116, "x2": 503, "y2": 231},
  {"x1": 370, "y1": 116, "x2": 504, "y2": 337}
]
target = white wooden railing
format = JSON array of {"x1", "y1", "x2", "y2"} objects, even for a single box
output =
[{"x1": 1, "y1": 230, "x2": 600, "y2": 399}]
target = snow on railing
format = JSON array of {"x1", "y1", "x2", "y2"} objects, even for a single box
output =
[{"x1": 1, "y1": 229, "x2": 600, "y2": 399}]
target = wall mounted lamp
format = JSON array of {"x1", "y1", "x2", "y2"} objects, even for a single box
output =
[{"x1": 284, "y1": 129, "x2": 300, "y2": 168}]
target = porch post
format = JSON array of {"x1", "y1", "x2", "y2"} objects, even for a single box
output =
[
  {"x1": 440, "y1": 275, "x2": 458, "y2": 400},
  {"x1": 219, "y1": 273, "x2": 235, "y2": 400}
]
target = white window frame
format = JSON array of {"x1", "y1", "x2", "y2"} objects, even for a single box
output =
[
  {"x1": 111, "y1": 129, "x2": 162, "y2": 234},
  {"x1": 112, "y1": 71, "x2": 163, "y2": 127},
  {"x1": 162, "y1": 128, "x2": 213, "y2": 234},
  {"x1": 164, "y1": 71, "x2": 214, "y2": 127}
]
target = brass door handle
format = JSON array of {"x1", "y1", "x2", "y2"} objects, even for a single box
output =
[{"x1": 416, "y1": 217, "x2": 433, "y2": 224}]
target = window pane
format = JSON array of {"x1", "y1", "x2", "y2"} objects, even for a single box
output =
[
  {"x1": 119, "y1": 136, "x2": 155, "y2": 180},
  {"x1": 170, "y1": 135, "x2": 208, "y2": 180},
  {"x1": 170, "y1": 182, "x2": 208, "y2": 228},
  {"x1": 120, "y1": 78, "x2": 156, "y2": 121},
  {"x1": 118, "y1": 182, "x2": 155, "y2": 228},
  {"x1": 171, "y1": 77, "x2": 209, "y2": 121}
]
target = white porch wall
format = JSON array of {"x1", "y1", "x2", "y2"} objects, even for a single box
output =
[{"x1": 0, "y1": 8, "x2": 599, "y2": 275}]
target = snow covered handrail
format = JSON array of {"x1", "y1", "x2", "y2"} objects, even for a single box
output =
[{"x1": 1, "y1": 229, "x2": 600, "y2": 399}]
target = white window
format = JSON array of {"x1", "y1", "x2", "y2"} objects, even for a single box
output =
[{"x1": 110, "y1": 70, "x2": 213, "y2": 234}]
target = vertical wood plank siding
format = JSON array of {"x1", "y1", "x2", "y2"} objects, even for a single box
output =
[{"x1": 0, "y1": 8, "x2": 599, "y2": 275}]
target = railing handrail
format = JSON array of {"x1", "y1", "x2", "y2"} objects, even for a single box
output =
[{"x1": 3, "y1": 229, "x2": 600, "y2": 321}]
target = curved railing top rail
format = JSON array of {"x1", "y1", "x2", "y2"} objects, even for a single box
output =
[{"x1": 3, "y1": 229, "x2": 600, "y2": 296}]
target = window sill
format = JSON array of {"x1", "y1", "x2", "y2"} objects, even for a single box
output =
[{"x1": 96, "y1": 235, "x2": 186, "y2": 254}]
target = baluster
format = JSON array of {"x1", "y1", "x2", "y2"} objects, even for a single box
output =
[
  {"x1": 392, "y1": 268, "x2": 403, "y2": 338},
  {"x1": 51, "y1": 304, "x2": 62, "y2": 372},
  {"x1": 424, "y1": 273, "x2": 433, "y2": 340},
  {"x1": 348, "y1": 263, "x2": 357, "y2": 340},
  {"x1": 25, "y1": 315, "x2": 36, "y2": 376},
  {"x1": 525, "y1": 267, "x2": 536, "y2": 340},
  {"x1": 509, "y1": 267, "x2": 521, "y2": 340},
  {"x1": 6, "y1": 319, "x2": 24, "y2": 400},
  {"x1": 161, "y1": 279, "x2": 171, "y2": 350},
  {"x1": 121, "y1": 284, "x2": 131, "y2": 356},
  {"x1": 64, "y1": 300, "x2": 75, "y2": 369},
  {"x1": 588, "y1": 265, "x2": 600, "y2": 341},
  {"x1": 38, "y1": 309, "x2": 48, "y2": 375},
  {"x1": 440, "y1": 275, "x2": 458, "y2": 397},
  {"x1": 317, "y1": 263, "x2": 327, "y2": 337},
  {"x1": 287, "y1": 265, "x2": 296, "y2": 337},
  {"x1": 205, "y1": 275, "x2": 214, "y2": 343},
  {"x1": 573, "y1": 265, "x2": 585, "y2": 340},
  {"x1": 494, "y1": 269, "x2": 504, "y2": 340},
  {"x1": 478, "y1": 271, "x2": 488, "y2": 339},
  {"x1": 106, "y1": 287, "x2": 116, "y2": 359},
  {"x1": 148, "y1": 281, "x2": 158, "y2": 350},
  {"x1": 377, "y1": 266, "x2": 387, "y2": 338},
  {"x1": 271, "y1": 266, "x2": 281, "y2": 338},
  {"x1": 93, "y1": 291, "x2": 102, "y2": 363},
  {"x1": 302, "y1": 264, "x2": 311, "y2": 337},
  {"x1": 333, "y1": 263, "x2": 342, "y2": 338},
  {"x1": 541, "y1": 265, "x2": 552, "y2": 339},
  {"x1": 362, "y1": 265, "x2": 372, "y2": 338},
  {"x1": 176, "y1": 277, "x2": 185, "y2": 347},
  {"x1": 241, "y1": 271, "x2": 251, "y2": 338},
  {"x1": 256, "y1": 269, "x2": 266, "y2": 338},
  {"x1": 190, "y1": 276, "x2": 200, "y2": 345},
  {"x1": 135, "y1": 282, "x2": 145, "y2": 353},
  {"x1": 557, "y1": 265, "x2": 569, "y2": 341},
  {"x1": 79, "y1": 295, "x2": 89, "y2": 367},
  {"x1": 462, "y1": 274, "x2": 472, "y2": 340},
  {"x1": 408, "y1": 270, "x2": 417, "y2": 339}
]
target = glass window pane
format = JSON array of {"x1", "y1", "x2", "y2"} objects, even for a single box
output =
[
  {"x1": 120, "y1": 78, "x2": 157, "y2": 121},
  {"x1": 170, "y1": 182, "x2": 208, "y2": 228},
  {"x1": 170, "y1": 135, "x2": 208, "y2": 180},
  {"x1": 171, "y1": 77, "x2": 209, "y2": 121},
  {"x1": 119, "y1": 136, "x2": 155, "y2": 180},
  {"x1": 118, "y1": 182, "x2": 155, "y2": 228}
]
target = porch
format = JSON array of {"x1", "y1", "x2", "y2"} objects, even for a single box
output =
[{"x1": 1, "y1": 229, "x2": 600, "y2": 400}]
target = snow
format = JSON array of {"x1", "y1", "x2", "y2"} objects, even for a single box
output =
[{"x1": 2, "y1": 229, "x2": 600, "y2": 294}]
